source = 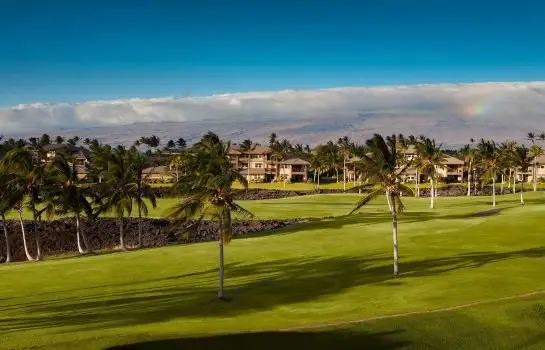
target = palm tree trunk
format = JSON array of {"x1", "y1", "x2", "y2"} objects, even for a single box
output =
[
  {"x1": 385, "y1": 190, "x2": 393, "y2": 212},
  {"x1": 1, "y1": 213, "x2": 11, "y2": 263},
  {"x1": 501, "y1": 173, "x2": 505, "y2": 194},
  {"x1": 534, "y1": 160, "x2": 537, "y2": 192},
  {"x1": 317, "y1": 170, "x2": 321, "y2": 192},
  {"x1": 218, "y1": 217, "x2": 225, "y2": 299},
  {"x1": 492, "y1": 175, "x2": 496, "y2": 207},
  {"x1": 467, "y1": 165, "x2": 472, "y2": 197},
  {"x1": 343, "y1": 158, "x2": 346, "y2": 191},
  {"x1": 390, "y1": 193, "x2": 399, "y2": 277},
  {"x1": 520, "y1": 180, "x2": 524, "y2": 205},
  {"x1": 31, "y1": 206, "x2": 42, "y2": 261},
  {"x1": 119, "y1": 216, "x2": 127, "y2": 251},
  {"x1": 430, "y1": 178, "x2": 435, "y2": 209},
  {"x1": 137, "y1": 195, "x2": 143, "y2": 248},
  {"x1": 416, "y1": 169, "x2": 420, "y2": 197},
  {"x1": 75, "y1": 213, "x2": 85, "y2": 254},
  {"x1": 335, "y1": 168, "x2": 339, "y2": 183},
  {"x1": 79, "y1": 215, "x2": 91, "y2": 253},
  {"x1": 18, "y1": 209, "x2": 34, "y2": 261}
]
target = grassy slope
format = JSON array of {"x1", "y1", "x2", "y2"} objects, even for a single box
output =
[{"x1": 2, "y1": 193, "x2": 545, "y2": 349}]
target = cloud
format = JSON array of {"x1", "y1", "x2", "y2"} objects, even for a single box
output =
[{"x1": 3, "y1": 82, "x2": 545, "y2": 146}]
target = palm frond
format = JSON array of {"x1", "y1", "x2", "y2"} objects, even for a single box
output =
[{"x1": 349, "y1": 189, "x2": 384, "y2": 215}]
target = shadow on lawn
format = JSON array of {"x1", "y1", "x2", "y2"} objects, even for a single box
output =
[
  {"x1": 108, "y1": 330, "x2": 409, "y2": 350},
  {"x1": 2, "y1": 246, "x2": 545, "y2": 335}
]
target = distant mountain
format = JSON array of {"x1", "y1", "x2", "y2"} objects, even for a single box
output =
[{"x1": 4, "y1": 82, "x2": 545, "y2": 147}]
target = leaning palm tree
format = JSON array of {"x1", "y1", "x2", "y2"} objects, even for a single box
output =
[
  {"x1": 512, "y1": 145, "x2": 533, "y2": 205},
  {"x1": 414, "y1": 138, "x2": 446, "y2": 209},
  {"x1": 348, "y1": 134, "x2": 413, "y2": 277},
  {"x1": 1, "y1": 148, "x2": 45, "y2": 260},
  {"x1": 170, "y1": 132, "x2": 253, "y2": 299},
  {"x1": 42, "y1": 155, "x2": 92, "y2": 254}
]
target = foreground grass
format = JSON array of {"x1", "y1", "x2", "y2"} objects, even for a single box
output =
[{"x1": 2, "y1": 193, "x2": 545, "y2": 349}]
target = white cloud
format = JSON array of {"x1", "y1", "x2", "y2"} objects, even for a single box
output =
[{"x1": 3, "y1": 82, "x2": 545, "y2": 146}]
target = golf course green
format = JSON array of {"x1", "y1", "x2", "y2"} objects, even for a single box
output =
[{"x1": 1, "y1": 193, "x2": 545, "y2": 349}]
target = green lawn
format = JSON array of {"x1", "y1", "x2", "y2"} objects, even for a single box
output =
[{"x1": 2, "y1": 193, "x2": 545, "y2": 349}]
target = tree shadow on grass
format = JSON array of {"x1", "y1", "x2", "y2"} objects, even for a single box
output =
[
  {"x1": 2, "y1": 247, "x2": 545, "y2": 335},
  {"x1": 107, "y1": 330, "x2": 409, "y2": 350}
]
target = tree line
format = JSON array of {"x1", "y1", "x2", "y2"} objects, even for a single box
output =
[{"x1": 0, "y1": 131, "x2": 543, "y2": 298}]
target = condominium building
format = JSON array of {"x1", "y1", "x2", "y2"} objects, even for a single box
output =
[{"x1": 227, "y1": 144, "x2": 310, "y2": 183}]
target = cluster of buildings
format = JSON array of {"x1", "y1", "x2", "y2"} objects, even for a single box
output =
[{"x1": 36, "y1": 143, "x2": 545, "y2": 185}]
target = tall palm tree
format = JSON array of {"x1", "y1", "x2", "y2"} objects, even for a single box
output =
[
  {"x1": 512, "y1": 145, "x2": 533, "y2": 205},
  {"x1": 337, "y1": 136, "x2": 352, "y2": 191},
  {"x1": 100, "y1": 147, "x2": 137, "y2": 251},
  {"x1": 476, "y1": 139, "x2": 501, "y2": 207},
  {"x1": 43, "y1": 155, "x2": 92, "y2": 254},
  {"x1": 414, "y1": 138, "x2": 445, "y2": 209},
  {"x1": 529, "y1": 145, "x2": 544, "y2": 192},
  {"x1": 461, "y1": 144, "x2": 477, "y2": 197},
  {"x1": 170, "y1": 132, "x2": 253, "y2": 299},
  {"x1": 128, "y1": 148, "x2": 157, "y2": 247},
  {"x1": 0, "y1": 172, "x2": 15, "y2": 263},
  {"x1": 1, "y1": 148, "x2": 46, "y2": 260},
  {"x1": 348, "y1": 134, "x2": 413, "y2": 277},
  {"x1": 271, "y1": 139, "x2": 291, "y2": 188},
  {"x1": 239, "y1": 139, "x2": 257, "y2": 186}
]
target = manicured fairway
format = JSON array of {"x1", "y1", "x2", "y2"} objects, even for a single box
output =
[{"x1": 2, "y1": 193, "x2": 545, "y2": 349}]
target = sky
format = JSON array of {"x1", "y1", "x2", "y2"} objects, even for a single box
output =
[{"x1": 2, "y1": 0, "x2": 545, "y2": 106}]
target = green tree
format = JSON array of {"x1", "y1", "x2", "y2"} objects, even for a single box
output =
[
  {"x1": 529, "y1": 145, "x2": 544, "y2": 192},
  {"x1": 476, "y1": 139, "x2": 501, "y2": 207},
  {"x1": 128, "y1": 148, "x2": 157, "y2": 247},
  {"x1": 43, "y1": 155, "x2": 92, "y2": 254},
  {"x1": 414, "y1": 138, "x2": 445, "y2": 209},
  {"x1": 239, "y1": 139, "x2": 257, "y2": 187},
  {"x1": 512, "y1": 145, "x2": 533, "y2": 205},
  {"x1": 337, "y1": 136, "x2": 352, "y2": 191},
  {"x1": 348, "y1": 134, "x2": 413, "y2": 277},
  {"x1": 100, "y1": 147, "x2": 137, "y2": 251},
  {"x1": 0, "y1": 149, "x2": 45, "y2": 261},
  {"x1": 169, "y1": 132, "x2": 253, "y2": 299}
]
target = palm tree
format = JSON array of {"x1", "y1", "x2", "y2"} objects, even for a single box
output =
[
  {"x1": 271, "y1": 139, "x2": 291, "y2": 188},
  {"x1": 170, "y1": 132, "x2": 253, "y2": 299},
  {"x1": 414, "y1": 138, "x2": 445, "y2": 209},
  {"x1": 337, "y1": 136, "x2": 352, "y2": 191},
  {"x1": 43, "y1": 155, "x2": 92, "y2": 254},
  {"x1": 512, "y1": 145, "x2": 533, "y2": 205},
  {"x1": 0, "y1": 172, "x2": 15, "y2": 263},
  {"x1": 1, "y1": 148, "x2": 46, "y2": 260},
  {"x1": 461, "y1": 144, "x2": 477, "y2": 197},
  {"x1": 239, "y1": 139, "x2": 257, "y2": 187},
  {"x1": 310, "y1": 148, "x2": 327, "y2": 191},
  {"x1": 529, "y1": 145, "x2": 544, "y2": 192},
  {"x1": 476, "y1": 139, "x2": 501, "y2": 207},
  {"x1": 268, "y1": 133, "x2": 278, "y2": 147},
  {"x1": 349, "y1": 134, "x2": 413, "y2": 277},
  {"x1": 176, "y1": 138, "x2": 187, "y2": 150},
  {"x1": 100, "y1": 147, "x2": 137, "y2": 251},
  {"x1": 128, "y1": 148, "x2": 157, "y2": 247}
]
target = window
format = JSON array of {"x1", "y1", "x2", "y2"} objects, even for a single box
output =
[{"x1": 254, "y1": 163, "x2": 263, "y2": 168}]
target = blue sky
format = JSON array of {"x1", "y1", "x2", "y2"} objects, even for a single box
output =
[{"x1": 2, "y1": 0, "x2": 545, "y2": 106}]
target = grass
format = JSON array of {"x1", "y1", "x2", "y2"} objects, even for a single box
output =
[{"x1": 2, "y1": 192, "x2": 545, "y2": 348}]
